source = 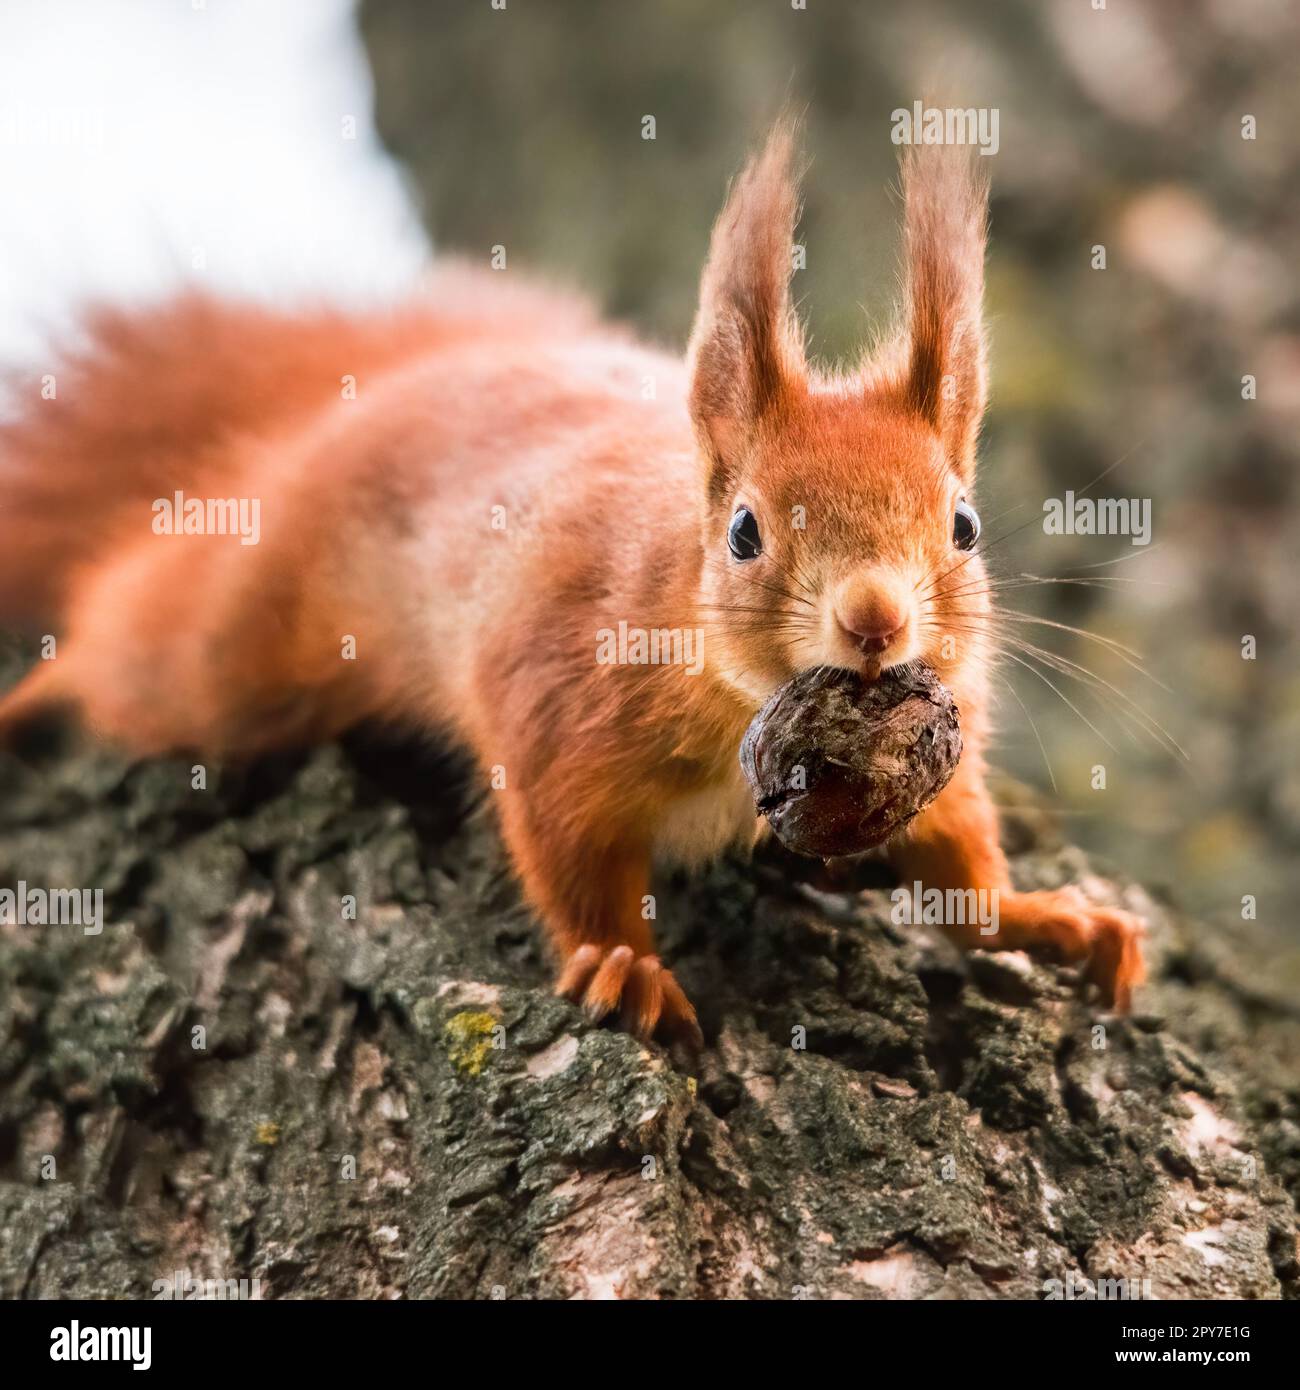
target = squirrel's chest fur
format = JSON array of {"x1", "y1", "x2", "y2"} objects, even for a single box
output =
[{"x1": 652, "y1": 761, "x2": 761, "y2": 869}]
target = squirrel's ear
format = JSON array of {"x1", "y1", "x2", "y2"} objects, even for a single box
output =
[
  {"x1": 687, "y1": 121, "x2": 806, "y2": 498},
  {"x1": 897, "y1": 145, "x2": 989, "y2": 482}
]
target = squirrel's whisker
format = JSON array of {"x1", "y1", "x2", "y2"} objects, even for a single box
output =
[{"x1": 927, "y1": 615, "x2": 1187, "y2": 764}]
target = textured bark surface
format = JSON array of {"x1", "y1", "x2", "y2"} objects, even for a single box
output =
[{"x1": 1, "y1": 689, "x2": 1298, "y2": 1299}]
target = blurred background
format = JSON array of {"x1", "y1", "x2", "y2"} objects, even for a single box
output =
[{"x1": 3, "y1": 0, "x2": 1297, "y2": 981}]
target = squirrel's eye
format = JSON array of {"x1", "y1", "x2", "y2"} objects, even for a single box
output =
[
  {"x1": 728, "y1": 507, "x2": 762, "y2": 560},
  {"x1": 953, "y1": 500, "x2": 980, "y2": 551}
]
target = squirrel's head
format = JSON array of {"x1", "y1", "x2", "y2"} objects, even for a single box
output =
[{"x1": 688, "y1": 121, "x2": 992, "y2": 705}]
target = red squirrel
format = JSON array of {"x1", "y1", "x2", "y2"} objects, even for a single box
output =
[{"x1": 0, "y1": 125, "x2": 1144, "y2": 1043}]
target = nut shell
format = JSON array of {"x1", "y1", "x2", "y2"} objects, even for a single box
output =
[{"x1": 739, "y1": 663, "x2": 962, "y2": 858}]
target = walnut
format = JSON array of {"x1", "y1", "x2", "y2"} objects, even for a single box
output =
[{"x1": 740, "y1": 663, "x2": 962, "y2": 857}]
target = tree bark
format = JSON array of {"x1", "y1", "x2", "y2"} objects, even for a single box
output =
[{"x1": 1, "y1": 714, "x2": 1297, "y2": 1299}]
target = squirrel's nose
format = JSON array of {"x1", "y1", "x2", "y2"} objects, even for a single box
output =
[
  {"x1": 845, "y1": 617, "x2": 906, "y2": 653},
  {"x1": 835, "y1": 600, "x2": 906, "y2": 654}
]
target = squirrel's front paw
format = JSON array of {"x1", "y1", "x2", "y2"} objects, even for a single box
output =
[
  {"x1": 998, "y1": 887, "x2": 1146, "y2": 1013},
  {"x1": 555, "y1": 944, "x2": 703, "y2": 1049}
]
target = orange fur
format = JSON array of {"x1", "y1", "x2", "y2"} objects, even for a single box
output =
[{"x1": 0, "y1": 127, "x2": 1143, "y2": 1040}]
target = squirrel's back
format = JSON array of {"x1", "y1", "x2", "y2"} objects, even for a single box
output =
[
  {"x1": 0, "y1": 264, "x2": 697, "y2": 756},
  {"x1": 0, "y1": 265, "x2": 601, "y2": 630}
]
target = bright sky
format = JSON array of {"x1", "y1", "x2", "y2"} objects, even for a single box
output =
[{"x1": 0, "y1": 0, "x2": 431, "y2": 367}]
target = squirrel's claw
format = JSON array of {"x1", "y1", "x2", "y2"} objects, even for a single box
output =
[
  {"x1": 997, "y1": 887, "x2": 1146, "y2": 1013},
  {"x1": 556, "y1": 944, "x2": 702, "y2": 1050}
]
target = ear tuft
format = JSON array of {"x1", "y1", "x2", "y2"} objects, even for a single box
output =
[
  {"x1": 897, "y1": 144, "x2": 989, "y2": 479},
  {"x1": 688, "y1": 119, "x2": 807, "y2": 493}
]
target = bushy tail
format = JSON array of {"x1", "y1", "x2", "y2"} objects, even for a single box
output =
[{"x1": 0, "y1": 292, "x2": 451, "y2": 630}]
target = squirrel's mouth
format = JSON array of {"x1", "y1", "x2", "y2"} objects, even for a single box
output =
[
  {"x1": 858, "y1": 654, "x2": 886, "y2": 683},
  {"x1": 795, "y1": 657, "x2": 898, "y2": 687}
]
